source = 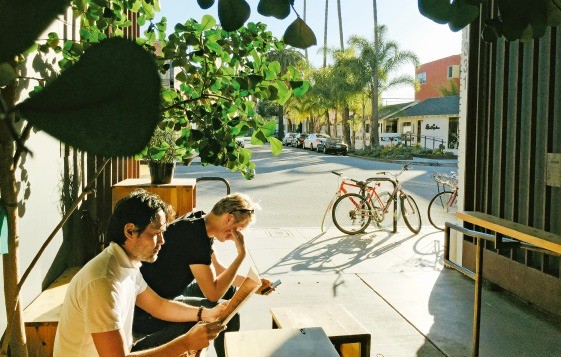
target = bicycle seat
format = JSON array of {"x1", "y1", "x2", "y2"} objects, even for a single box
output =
[
  {"x1": 350, "y1": 179, "x2": 367, "y2": 187},
  {"x1": 331, "y1": 171, "x2": 343, "y2": 176}
]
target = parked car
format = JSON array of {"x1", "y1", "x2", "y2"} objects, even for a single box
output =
[
  {"x1": 291, "y1": 133, "x2": 308, "y2": 148},
  {"x1": 282, "y1": 132, "x2": 297, "y2": 146},
  {"x1": 303, "y1": 133, "x2": 330, "y2": 150},
  {"x1": 318, "y1": 138, "x2": 348, "y2": 155}
]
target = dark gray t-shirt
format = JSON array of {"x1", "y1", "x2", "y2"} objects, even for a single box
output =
[{"x1": 140, "y1": 211, "x2": 214, "y2": 299}]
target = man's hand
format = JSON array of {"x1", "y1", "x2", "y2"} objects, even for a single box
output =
[
  {"x1": 255, "y1": 278, "x2": 273, "y2": 295},
  {"x1": 231, "y1": 228, "x2": 246, "y2": 257},
  {"x1": 182, "y1": 321, "x2": 226, "y2": 351},
  {"x1": 201, "y1": 300, "x2": 229, "y2": 322}
]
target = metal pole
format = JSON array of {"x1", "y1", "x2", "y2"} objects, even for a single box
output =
[{"x1": 472, "y1": 237, "x2": 484, "y2": 357}]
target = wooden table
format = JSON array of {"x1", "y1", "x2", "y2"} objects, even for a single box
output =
[
  {"x1": 112, "y1": 178, "x2": 196, "y2": 217},
  {"x1": 270, "y1": 304, "x2": 371, "y2": 357},
  {"x1": 224, "y1": 327, "x2": 339, "y2": 357}
]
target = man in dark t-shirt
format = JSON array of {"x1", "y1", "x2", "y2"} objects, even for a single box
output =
[{"x1": 133, "y1": 193, "x2": 273, "y2": 357}]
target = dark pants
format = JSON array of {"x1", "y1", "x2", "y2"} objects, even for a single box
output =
[{"x1": 132, "y1": 282, "x2": 239, "y2": 357}]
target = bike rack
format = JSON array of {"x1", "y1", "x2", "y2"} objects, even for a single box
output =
[
  {"x1": 364, "y1": 177, "x2": 398, "y2": 233},
  {"x1": 195, "y1": 177, "x2": 231, "y2": 195}
]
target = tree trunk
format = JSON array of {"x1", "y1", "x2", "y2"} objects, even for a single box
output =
[
  {"x1": 0, "y1": 77, "x2": 29, "y2": 356},
  {"x1": 370, "y1": 0, "x2": 380, "y2": 148},
  {"x1": 304, "y1": 0, "x2": 308, "y2": 60},
  {"x1": 362, "y1": 94, "x2": 367, "y2": 149},
  {"x1": 277, "y1": 105, "x2": 284, "y2": 140},
  {"x1": 323, "y1": 0, "x2": 329, "y2": 68},
  {"x1": 337, "y1": 0, "x2": 351, "y2": 147},
  {"x1": 325, "y1": 110, "x2": 331, "y2": 137}
]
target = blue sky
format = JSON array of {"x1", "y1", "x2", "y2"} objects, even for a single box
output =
[{"x1": 155, "y1": 0, "x2": 462, "y2": 103}]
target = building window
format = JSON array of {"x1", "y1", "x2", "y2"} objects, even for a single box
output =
[
  {"x1": 416, "y1": 72, "x2": 426, "y2": 84},
  {"x1": 447, "y1": 65, "x2": 459, "y2": 79}
]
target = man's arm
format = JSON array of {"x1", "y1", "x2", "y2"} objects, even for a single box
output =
[
  {"x1": 91, "y1": 322, "x2": 225, "y2": 357},
  {"x1": 190, "y1": 228, "x2": 247, "y2": 302},
  {"x1": 135, "y1": 287, "x2": 222, "y2": 322}
]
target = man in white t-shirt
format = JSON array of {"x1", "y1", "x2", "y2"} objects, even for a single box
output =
[{"x1": 54, "y1": 189, "x2": 226, "y2": 357}]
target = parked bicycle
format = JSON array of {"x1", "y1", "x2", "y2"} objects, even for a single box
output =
[
  {"x1": 331, "y1": 164, "x2": 422, "y2": 235},
  {"x1": 427, "y1": 171, "x2": 459, "y2": 230},
  {"x1": 321, "y1": 171, "x2": 370, "y2": 232}
]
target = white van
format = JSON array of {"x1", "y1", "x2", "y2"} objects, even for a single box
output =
[{"x1": 379, "y1": 133, "x2": 402, "y2": 147}]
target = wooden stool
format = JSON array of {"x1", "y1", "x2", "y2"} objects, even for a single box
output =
[
  {"x1": 270, "y1": 304, "x2": 371, "y2": 357},
  {"x1": 224, "y1": 327, "x2": 339, "y2": 357}
]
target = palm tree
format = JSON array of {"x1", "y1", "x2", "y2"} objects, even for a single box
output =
[
  {"x1": 266, "y1": 48, "x2": 306, "y2": 139},
  {"x1": 348, "y1": 26, "x2": 419, "y2": 148},
  {"x1": 336, "y1": 0, "x2": 352, "y2": 147}
]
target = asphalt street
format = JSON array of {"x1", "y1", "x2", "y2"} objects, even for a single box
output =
[{"x1": 173, "y1": 142, "x2": 458, "y2": 229}]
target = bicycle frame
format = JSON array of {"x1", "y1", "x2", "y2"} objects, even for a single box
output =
[{"x1": 321, "y1": 171, "x2": 368, "y2": 232}]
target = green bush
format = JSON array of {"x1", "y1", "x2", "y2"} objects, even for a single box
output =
[{"x1": 352, "y1": 144, "x2": 456, "y2": 160}]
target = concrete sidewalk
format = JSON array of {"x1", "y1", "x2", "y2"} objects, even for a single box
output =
[{"x1": 211, "y1": 225, "x2": 561, "y2": 356}]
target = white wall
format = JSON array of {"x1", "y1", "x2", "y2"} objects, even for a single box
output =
[{"x1": 0, "y1": 11, "x2": 72, "y2": 332}]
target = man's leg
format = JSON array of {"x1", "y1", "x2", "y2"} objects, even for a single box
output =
[
  {"x1": 178, "y1": 287, "x2": 239, "y2": 357},
  {"x1": 131, "y1": 321, "x2": 195, "y2": 352}
]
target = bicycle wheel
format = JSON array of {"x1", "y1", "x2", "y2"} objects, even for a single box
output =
[
  {"x1": 371, "y1": 191, "x2": 394, "y2": 229},
  {"x1": 332, "y1": 193, "x2": 371, "y2": 235},
  {"x1": 401, "y1": 194, "x2": 421, "y2": 234},
  {"x1": 428, "y1": 191, "x2": 458, "y2": 230}
]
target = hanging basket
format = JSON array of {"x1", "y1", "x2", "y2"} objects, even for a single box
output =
[{"x1": 148, "y1": 162, "x2": 175, "y2": 184}]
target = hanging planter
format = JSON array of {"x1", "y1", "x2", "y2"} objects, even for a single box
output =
[{"x1": 148, "y1": 161, "x2": 175, "y2": 184}]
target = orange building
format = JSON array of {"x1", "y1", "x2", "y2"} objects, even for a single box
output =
[{"x1": 415, "y1": 54, "x2": 460, "y2": 101}]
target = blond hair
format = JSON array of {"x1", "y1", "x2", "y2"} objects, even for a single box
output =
[{"x1": 211, "y1": 193, "x2": 259, "y2": 224}]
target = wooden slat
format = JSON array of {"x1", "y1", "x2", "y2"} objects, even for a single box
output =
[
  {"x1": 457, "y1": 211, "x2": 561, "y2": 254},
  {"x1": 518, "y1": 41, "x2": 534, "y2": 225},
  {"x1": 504, "y1": 43, "x2": 520, "y2": 221},
  {"x1": 491, "y1": 38, "x2": 506, "y2": 216},
  {"x1": 534, "y1": 28, "x2": 552, "y2": 230}
]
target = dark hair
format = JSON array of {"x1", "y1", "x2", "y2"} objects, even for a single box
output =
[{"x1": 106, "y1": 189, "x2": 174, "y2": 245}]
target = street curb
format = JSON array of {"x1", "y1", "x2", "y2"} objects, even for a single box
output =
[{"x1": 348, "y1": 154, "x2": 458, "y2": 167}]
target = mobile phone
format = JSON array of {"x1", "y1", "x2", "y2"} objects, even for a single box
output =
[{"x1": 261, "y1": 279, "x2": 282, "y2": 295}]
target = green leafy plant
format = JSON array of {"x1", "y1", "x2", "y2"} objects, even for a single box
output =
[
  {"x1": 135, "y1": 127, "x2": 187, "y2": 163},
  {"x1": 141, "y1": 15, "x2": 309, "y2": 178}
]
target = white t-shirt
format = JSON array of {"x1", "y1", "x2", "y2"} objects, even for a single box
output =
[{"x1": 53, "y1": 243, "x2": 148, "y2": 356}]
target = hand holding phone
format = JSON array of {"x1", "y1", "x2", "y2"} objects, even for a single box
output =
[{"x1": 261, "y1": 279, "x2": 281, "y2": 295}]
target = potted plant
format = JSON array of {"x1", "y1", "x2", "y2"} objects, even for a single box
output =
[{"x1": 136, "y1": 127, "x2": 187, "y2": 184}]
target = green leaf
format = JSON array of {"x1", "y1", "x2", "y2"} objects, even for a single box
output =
[
  {"x1": 418, "y1": 0, "x2": 453, "y2": 24},
  {"x1": 201, "y1": 14, "x2": 217, "y2": 30},
  {"x1": 0, "y1": 0, "x2": 70, "y2": 61},
  {"x1": 261, "y1": 120, "x2": 277, "y2": 136},
  {"x1": 283, "y1": 18, "x2": 317, "y2": 49},
  {"x1": 16, "y1": 38, "x2": 161, "y2": 157},
  {"x1": 257, "y1": 0, "x2": 291, "y2": 19},
  {"x1": 0, "y1": 62, "x2": 16, "y2": 87},
  {"x1": 198, "y1": 0, "x2": 215, "y2": 9},
  {"x1": 448, "y1": 0, "x2": 480, "y2": 32},
  {"x1": 547, "y1": 0, "x2": 561, "y2": 26},
  {"x1": 291, "y1": 80, "x2": 310, "y2": 98},
  {"x1": 267, "y1": 136, "x2": 282, "y2": 156},
  {"x1": 218, "y1": 0, "x2": 251, "y2": 32},
  {"x1": 251, "y1": 129, "x2": 268, "y2": 145}
]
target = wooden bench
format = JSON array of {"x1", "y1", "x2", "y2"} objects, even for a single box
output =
[
  {"x1": 23, "y1": 266, "x2": 80, "y2": 356},
  {"x1": 270, "y1": 304, "x2": 371, "y2": 357},
  {"x1": 444, "y1": 211, "x2": 561, "y2": 357},
  {"x1": 224, "y1": 327, "x2": 339, "y2": 357}
]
